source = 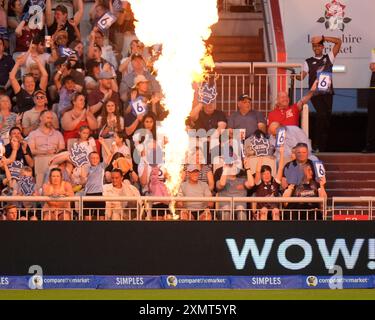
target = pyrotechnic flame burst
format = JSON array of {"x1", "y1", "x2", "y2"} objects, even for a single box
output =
[{"x1": 129, "y1": 0, "x2": 218, "y2": 196}]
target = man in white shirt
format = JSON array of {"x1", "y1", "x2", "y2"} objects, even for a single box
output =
[{"x1": 103, "y1": 169, "x2": 140, "y2": 220}]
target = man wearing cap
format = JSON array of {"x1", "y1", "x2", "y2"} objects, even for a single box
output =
[
  {"x1": 296, "y1": 35, "x2": 342, "y2": 152},
  {"x1": 22, "y1": 90, "x2": 59, "y2": 137},
  {"x1": 88, "y1": 70, "x2": 121, "y2": 117},
  {"x1": 120, "y1": 53, "x2": 161, "y2": 102},
  {"x1": 45, "y1": 0, "x2": 84, "y2": 46},
  {"x1": 177, "y1": 165, "x2": 213, "y2": 220},
  {"x1": 228, "y1": 94, "x2": 266, "y2": 139},
  {"x1": 268, "y1": 83, "x2": 317, "y2": 127}
]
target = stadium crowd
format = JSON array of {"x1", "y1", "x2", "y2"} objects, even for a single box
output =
[{"x1": 0, "y1": 0, "x2": 330, "y2": 221}]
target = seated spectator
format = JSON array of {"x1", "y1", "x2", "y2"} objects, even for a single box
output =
[
  {"x1": 215, "y1": 161, "x2": 253, "y2": 220},
  {"x1": 88, "y1": 70, "x2": 120, "y2": 117},
  {"x1": 99, "y1": 132, "x2": 130, "y2": 161},
  {"x1": 46, "y1": 0, "x2": 84, "y2": 46},
  {"x1": 177, "y1": 165, "x2": 213, "y2": 220},
  {"x1": 228, "y1": 94, "x2": 266, "y2": 139},
  {"x1": 268, "y1": 121, "x2": 316, "y2": 163},
  {"x1": 283, "y1": 163, "x2": 327, "y2": 220},
  {"x1": 84, "y1": 60, "x2": 100, "y2": 94},
  {"x1": 267, "y1": 82, "x2": 317, "y2": 127},
  {"x1": 4, "y1": 126, "x2": 33, "y2": 167},
  {"x1": 104, "y1": 151, "x2": 138, "y2": 184},
  {"x1": 248, "y1": 146, "x2": 285, "y2": 221},
  {"x1": 9, "y1": 53, "x2": 48, "y2": 113},
  {"x1": 189, "y1": 100, "x2": 227, "y2": 133},
  {"x1": 103, "y1": 169, "x2": 140, "y2": 220},
  {"x1": 0, "y1": 38, "x2": 15, "y2": 87},
  {"x1": 61, "y1": 93, "x2": 98, "y2": 145},
  {"x1": 2, "y1": 204, "x2": 19, "y2": 221},
  {"x1": 42, "y1": 167, "x2": 74, "y2": 220},
  {"x1": 28, "y1": 110, "x2": 65, "y2": 189},
  {"x1": 181, "y1": 146, "x2": 215, "y2": 192},
  {"x1": 97, "y1": 100, "x2": 125, "y2": 140},
  {"x1": 282, "y1": 142, "x2": 319, "y2": 190},
  {"x1": 22, "y1": 90, "x2": 59, "y2": 137},
  {"x1": 0, "y1": 95, "x2": 21, "y2": 144},
  {"x1": 120, "y1": 53, "x2": 161, "y2": 102},
  {"x1": 126, "y1": 75, "x2": 168, "y2": 119}
]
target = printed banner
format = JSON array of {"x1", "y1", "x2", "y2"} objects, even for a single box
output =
[
  {"x1": 96, "y1": 276, "x2": 161, "y2": 289},
  {"x1": 230, "y1": 276, "x2": 302, "y2": 289},
  {"x1": 162, "y1": 275, "x2": 230, "y2": 289},
  {"x1": 303, "y1": 275, "x2": 373, "y2": 289}
]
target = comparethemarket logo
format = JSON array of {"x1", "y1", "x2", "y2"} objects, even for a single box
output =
[
  {"x1": 166, "y1": 276, "x2": 178, "y2": 287},
  {"x1": 306, "y1": 276, "x2": 318, "y2": 287}
]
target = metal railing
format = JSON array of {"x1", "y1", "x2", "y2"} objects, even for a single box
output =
[
  {"x1": 212, "y1": 62, "x2": 304, "y2": 114},
  {"x1": 0, "y1": 195, "x2": 331, "y2": 221},
  {"x1": 331, "y1": 197, "x2": 374, "y2": 221}
]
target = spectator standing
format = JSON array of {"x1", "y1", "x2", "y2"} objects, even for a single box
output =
[
  {"x1": 28, "y1": 110, "x2": 65, "y2": 189},
  {"x1": 296, "y1": 35, "x2": 342, "y2": 152},
  {"x1": 0, "y1": 95, "x2": 21, "y2": 144}
]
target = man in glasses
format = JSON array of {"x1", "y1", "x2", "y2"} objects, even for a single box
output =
[
  {"x1": 22, "y1": 90, "x2": 59, "y2": 137},
  {"x1": 297, "y1": 35, "x2": 342, "y2": 152}
]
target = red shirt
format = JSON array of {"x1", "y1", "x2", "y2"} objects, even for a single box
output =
[{"x1": 267, "y1": 103, "x2": 300, "y2": 126}]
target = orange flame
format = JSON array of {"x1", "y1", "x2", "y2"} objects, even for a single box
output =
[{"x1": 129, "y1": 0, "x2": 218, "y2": 196}]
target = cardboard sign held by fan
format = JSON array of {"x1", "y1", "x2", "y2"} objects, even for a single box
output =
[{"x1": 198, "y1": 83, "x2": 217, "y2": 105}]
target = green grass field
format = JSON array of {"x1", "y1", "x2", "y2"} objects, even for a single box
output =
[{"x1": 0, "y1": 289, "x2": 374, "y2": 300}]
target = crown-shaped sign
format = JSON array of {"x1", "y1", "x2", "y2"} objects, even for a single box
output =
[
  {"x1": 19, "y1": 176, "x2": 36, "y2": 196},
  {"x1": 249, "y1": 136, "x2": 270, "y2": 157},
  {"x1": 198, "y1": 83, "x2": 217, "y2": 105},
  {"x1": 70, "y1": 143, "x2": 89, "y2": 168}
]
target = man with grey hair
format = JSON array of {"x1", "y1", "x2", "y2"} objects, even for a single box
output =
[{"x1": 267, "y1": 81, "x2": 317, "y2": 127}]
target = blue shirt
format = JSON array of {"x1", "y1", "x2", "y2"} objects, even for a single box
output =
[{"x1": 85, "y1": 162, "x2": 106, "y2": 194}]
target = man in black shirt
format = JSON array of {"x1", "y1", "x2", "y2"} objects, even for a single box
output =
[
  {"x1": 297, "y1": 35, "x2": 342, "y2": 152},
  {"x1": 45, "y1": 0, "x2": 84, "y2": 46},
  {"x1": 5, "y1": 127, "x2": 34, "y2": 168}
]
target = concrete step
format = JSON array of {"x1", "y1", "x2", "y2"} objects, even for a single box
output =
[
  {"x1": 327, "y1": 171, "x2": 375, "y2": 180},
  {"x1": 326, "y1": 180, "x2": 375, "y2": 189},
  {"x1": 326, "y1": 189, "x2": 375, "y2": 197},
  {"x1": 318, "y1": 153, "x2": 375, "y2": 164},
  {"x1": 325, "y1": 163, "x2": 375, "y2": 171}
]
